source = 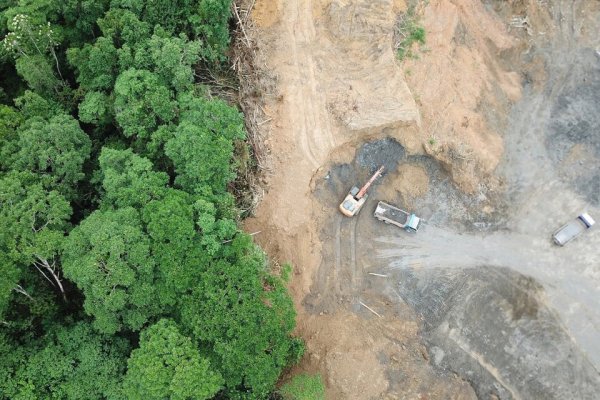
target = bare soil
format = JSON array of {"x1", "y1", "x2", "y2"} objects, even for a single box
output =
[{"x1": 244, "y1": 0, "x2": 600, "y2": 398}]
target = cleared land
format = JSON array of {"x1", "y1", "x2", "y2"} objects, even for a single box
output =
[{"x1": 245, "y1": 0, "x2": 600, "y2": 398}]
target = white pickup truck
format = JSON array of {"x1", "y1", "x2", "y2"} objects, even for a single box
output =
[
  {"x1": 374, "y1": 201, "x2": 421, "y2": 232},
  {"x1": 552, "y1": 213, "x2": 595, "y2": 246}
]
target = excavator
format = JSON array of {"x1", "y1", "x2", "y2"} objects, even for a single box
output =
[{"x1": 339, "y1": 165, "x2": 385, "y2": 217}]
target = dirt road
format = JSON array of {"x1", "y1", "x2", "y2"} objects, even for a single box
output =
[{"x1": 246, "y1": 0, "x2": 600, "y2": 398}]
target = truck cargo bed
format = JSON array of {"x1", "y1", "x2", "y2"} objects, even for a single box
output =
[{"x1": 374, "y1": 201, "x2": 421, "y2": 232}]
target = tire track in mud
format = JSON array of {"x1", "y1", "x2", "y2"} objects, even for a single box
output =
[
  {"x1": 333, "y1": 214, "x2": 342, "y2": 292},
  {"x1": 349, "y1": 217, "x2": 360, "y2": 292},
  {"x1": 447, "y1": 330, "x2": 522, "y2": 400},
  {"x1": 284, "y1": 0, "x2": 335, "y2": 169},
  {"x1": 332, "y1": 215, "x2": 361, "y2": 295}
]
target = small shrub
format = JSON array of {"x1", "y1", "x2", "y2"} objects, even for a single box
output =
[
  {"x1": 279, "y1": 373, "x2": 325, "y2": 400},
  {"x1": 410, "y1": 26, "x2": 426, "y2": 44},
  {"x1": 395, "y1": 8, "x2": 426, "y2": 61}
]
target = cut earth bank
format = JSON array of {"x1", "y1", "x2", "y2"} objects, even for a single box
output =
[{"x1": 244, "y1": 0, "x2": 600, "y2": 398}]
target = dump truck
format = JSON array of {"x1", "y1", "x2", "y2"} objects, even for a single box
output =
[
  {"x1": 374, "y1": 201, "x2": 421, "y2": 232},
  {"x1": 339, "y1": 166, "x2": 385, "y2": 217},
  {"x1": 552, "y1": 213, "x2": 595, "y2": 246}
]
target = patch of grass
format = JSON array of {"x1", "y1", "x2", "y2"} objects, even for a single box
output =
[
  {"x1": 279, "y1": 373, "x2": 325, "y2": 400},
  {"x1": 395, "y1": 8, "x2": 426, "y2": 61}
]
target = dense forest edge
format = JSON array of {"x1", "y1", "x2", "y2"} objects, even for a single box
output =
[{"x1": 0, "y1": 1, "x2": 310, "y2": 399}]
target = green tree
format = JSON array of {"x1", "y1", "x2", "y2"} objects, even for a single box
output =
[
  {"x1": 0, "y1": 267, "x2": 63, "y2": 338},
  {"x1": 192, "y1": 197, "x2": 237, "y2": 255},
  {"x1": 0, "y1": 1, "x2": 303, "y2": 398},
  {"x1": 0, "y1": 322, "x2": 129, "y2": 400},
  {"x1": 194, "y1": 0, "x2": 232, "y2": 62},
  {"x1": 113, "y1": 68, "x2": 176, "y2": 140},
  {"x1": 165, "y1": 94, "x2": 245, "y2": 195},
  {"x1": 0, "y1": 104, "x2": 22, "y2": 171},
  {"x1": 8, "y1": 113, "x2": 91, "y2": 198},
  {"x1": 1, "y1": 12, "x2": 60, "y2": 60},
  {"x1": 0, "y1": 171, "x2": 72, "y2": 302},
  {"x1": 13, "y1": 90, "x2": 62, "y2": 120},
  {"x1": 98, "y1": 147, "x2": 169, "y2": 209},
  {"x1": 1, "y1": 0, "x2": 109, "y2": 47},
  {"x1": 140, "y1": 189, "x2": 200, "y2": 304},
  {"x1": 138, "y1": 0, "x2": 195, "y2": 34},
  {"x1": 97, "y1": 9, "x2": 150, "y2": 48},
  {"x1": 14, "y1": 54, "x2": 61, "y2": 99},
  {"x1": 126, "y1": 30, "x2": 201, "y2": 93},
  {"x1": 77, "y1": 91, "x2": 113, "y2": 125},
  {"x1": 123, "y1": 319, "x2": 222, "y2": 400},
  {"x1": 110, "y1": 0, "x2": 211, "y2": 39},
  {"x1": 1, "y1": 12, "x2": 67, "y2": 99},
  {"x1": 67, "y1": 37, "x2": 118, "y2": 91},
  {"x1": 59, "y1": 0, "x2": 110, "y2": 46},
  {"x1": 0, "y1": 332, "x2": 33, "y2": 398},
  {"x1": 143, "y1": 123, "x2": 177, "y2": 164},
  {"x1": 62, "y1": 207, "x2": 159, "y2": 334},
  {"x1": 181, "y1": 234, "x2": 302, "y2": 398},
  {"x1": 0, "y1": 254, "x2": 20, "y2": 321}
]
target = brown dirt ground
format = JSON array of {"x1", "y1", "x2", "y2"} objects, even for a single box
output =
[
  {"x1": 403, "y1": 0, "x2": 523, "y2": 193},
  {"x1": 243, "y1": 0, "x2": 558, "y2": 398},
  {"x1": 379, "y1": 164, "x2": 429, "y2": 210},
  {"x1": 251, "y1": 0, "x2": 281, "y2": 28}
]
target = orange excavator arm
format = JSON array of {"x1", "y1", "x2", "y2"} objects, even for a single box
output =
[{"x1": 356, "y1": 165, "x2": 385, "y2": 199}]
